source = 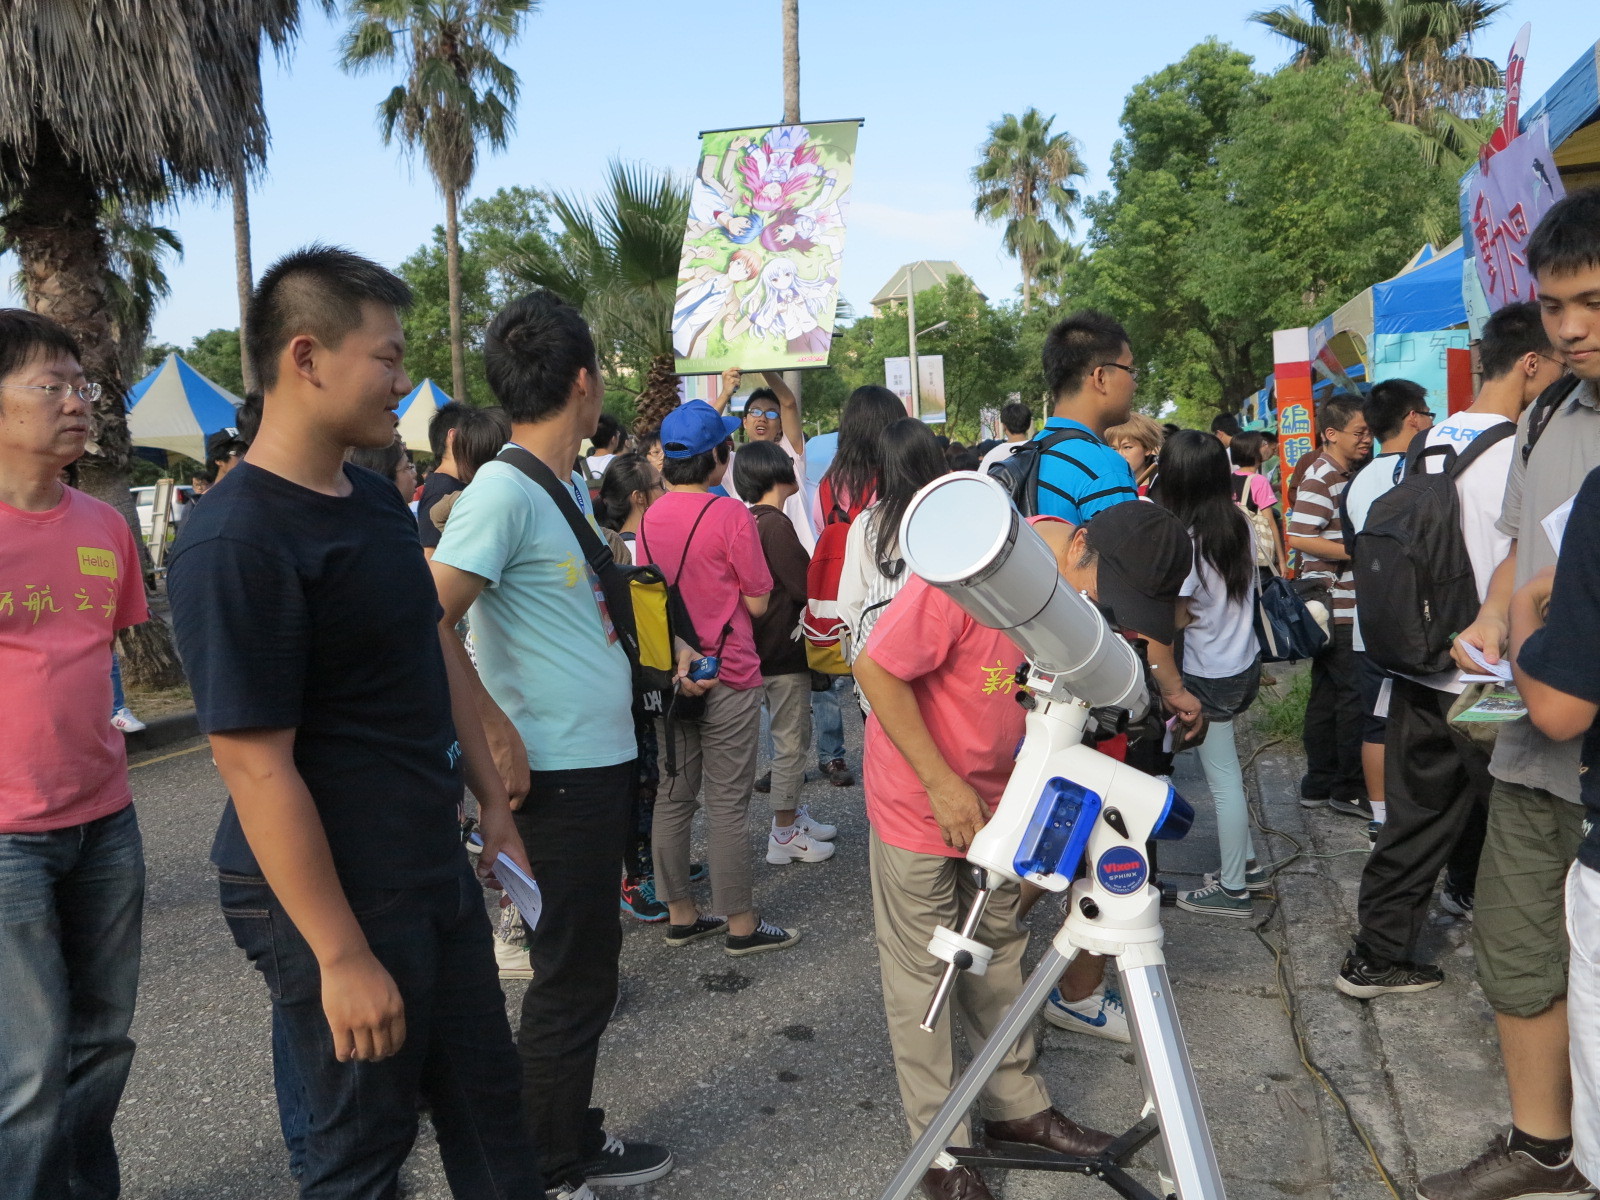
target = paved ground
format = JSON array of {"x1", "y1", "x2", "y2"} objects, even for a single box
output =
[{"x1": 115, "y1": 693, "x2": 1506, "y2": 1199}]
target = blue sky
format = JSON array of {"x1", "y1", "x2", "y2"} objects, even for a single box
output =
[{"x1": 4, "y1": 0, "x2": 1588, "y2": 350}]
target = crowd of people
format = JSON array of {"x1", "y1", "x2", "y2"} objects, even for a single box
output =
[{"x1": 2, "y1": 186, "x2": 1599, "y2": 1200}]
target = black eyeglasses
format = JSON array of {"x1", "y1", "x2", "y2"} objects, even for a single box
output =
[{"x1": 1100, "y1": 362, "x2": 1138, "y2": 383}]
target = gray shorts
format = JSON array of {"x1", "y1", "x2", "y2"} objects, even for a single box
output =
[{"x1": 1182, "y1": 661, "x2": 1262, "y2": 723}]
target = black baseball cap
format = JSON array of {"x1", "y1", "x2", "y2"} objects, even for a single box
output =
[{"x1": 1083, "y1": 501, "x2": 1192, "y2": 643}]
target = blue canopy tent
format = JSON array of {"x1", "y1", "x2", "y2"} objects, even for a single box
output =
[
  {"x1": 125, "y1": 353, "x2": 242, "y2": 461},
  {"x1": 396, "y1": 379, "x2": 452, "y2": 454}
]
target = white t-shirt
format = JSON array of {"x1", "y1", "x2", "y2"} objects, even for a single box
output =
[
  {"x1": 1179, "y1": 524, "x2": 1259, "y2": 680},
  {"x1": 979, "y1": 439, "x2": 1027, "y2": 477},
  {"x1": 587, "y1": 453, "x2": 616, "y2": 477}
]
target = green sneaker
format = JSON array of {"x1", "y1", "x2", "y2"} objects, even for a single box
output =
[
  {"x1": 1177, "y1": 880, "x2": 1254, "y2": 920},
  {"x1": 1244, "y1": 860, "x2": 1273, "y2": 892}
]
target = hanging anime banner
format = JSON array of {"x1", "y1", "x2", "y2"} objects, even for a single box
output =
[{"x1": 672, "y1": 119, "x2": 861, "y2": 375}]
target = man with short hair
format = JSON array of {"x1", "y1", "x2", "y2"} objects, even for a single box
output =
[
  {"x1": 1424, "y1": 187, "x2": 1600, "y2": 1200},
  {"x1": 1287, "y1": 393, "x2": 1372, "y2": 813},
  {"x1": 168, "y1": 246, "x2": 547, "y2": 1200},
  {"x1": 417, "y1": 399, "x2": 468, "y2": 556},
  {"x1": 1339, "y1": 379, "x2": 1435, "y2": 827},
  {"x1": 0, "y1": 309, "x2": 149, "y2": 1200},
  {"x1": 978, "y1": 400, "x2": 1033, "y2": 476},
  {"x1": 719, "y1": 367, "x2": 817, "y2": 552},
  {"x1": 431, "y1": 289, "x2": 674, "y2": 1196},
  {"x1": 1339, "y1": 306, "x2": 1565, "y2": 1003},
  {"x1": 204, "y1": 427, "x2": 248, "y2": 484},
  {"x1": 1210, "y1": 411, "x2": 1241, "y2": 447},
  {"x1": 855, "y1": 503, "x2": 1193, "y2": 1200},
  {"x1": 1031, "y1": 310, "x2": 1140, "y2": 525}
]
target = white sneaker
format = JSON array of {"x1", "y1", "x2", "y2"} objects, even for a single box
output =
[
  {"x1": 1043, "y1": 985, "x2": 1131, "y2": 1043},
  {"x1": 111, "y1": 707, "x2": 147, "y2": 733},
  {"x1": 494, "y1": 937, "x2": 534, "y2": 979},
  {"x1": 545, "y1": 1184, "x2": 595, "y2": 1200},
  {"x1": 794, "y1": 804, "x2": 837, "y2": 840},
  {"x1": 766, "y1": 825, "x2": 836, "y2": 864}
]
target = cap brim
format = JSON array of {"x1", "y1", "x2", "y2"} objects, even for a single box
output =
[
  {"x1": 720, "y1": 414, "x2": 742, "y2": 439},
  {"x1": 1097, "y1": 557, "x2": 1177, "y2": 644}
]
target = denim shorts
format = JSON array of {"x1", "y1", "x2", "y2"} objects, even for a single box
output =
[{"x1": 1182, "y1": 661, "x2": 1262, "y2": 722}]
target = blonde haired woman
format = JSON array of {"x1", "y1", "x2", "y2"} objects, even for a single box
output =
[{"x1": 1105, "y1": 412, "x2": 1164, "y2": 495}]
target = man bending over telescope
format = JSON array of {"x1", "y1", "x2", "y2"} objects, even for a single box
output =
[{"x1": 855, "y1": 500, "x2": 1194, "y2": 1200}]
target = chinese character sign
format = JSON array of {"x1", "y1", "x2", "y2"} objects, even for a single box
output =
[
  {"x1": 1466, "y1": 116, "x2": 1565, "y2": 311},
  {"x1": 673, "y1": 120, "x2": 860, "y2": 375}
]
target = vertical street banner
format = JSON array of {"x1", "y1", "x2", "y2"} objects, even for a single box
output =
[
  {"x1": 1465, "y1": 115, "x2": 1565, "y2": 311},
  {"x1": 673, "y1": 120, "x2": 861, "y2": 375},
  {"x1": 1272, "y1": 327, "x2": 1316, "y2": 484}
]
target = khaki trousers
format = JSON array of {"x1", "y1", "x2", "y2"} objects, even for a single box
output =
[
  {"x1": 654, "y1": 684, "x2": 763, "y2": 917},
  {"x1": 868, "y1": 829, "x2": 1050, "y2": 1144},
  {"x1": 762, "y1": 672, "x2": 813, "y2": 812}
]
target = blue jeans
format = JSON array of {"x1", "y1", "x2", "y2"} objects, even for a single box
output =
[
  {"x1": 812, "y1": 675, "x2": 850, "y2": 765},
  {"x1": 0, "y1": 804, "x2": 145, "y2": 1200},
  {"x1": 109, "y1": 654, "x2": 126, "y2": 716},
  {"x1": 220, "y1": 861, "x2": 543, "y2": 1200},
  {"x1": 272, "y1": 1007, "x2": 309, "y2": 1178}
]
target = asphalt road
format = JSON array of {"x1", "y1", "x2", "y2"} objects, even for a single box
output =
[{"x1": 113, "y1": 705, "x2": 1503, "y2": 1199}]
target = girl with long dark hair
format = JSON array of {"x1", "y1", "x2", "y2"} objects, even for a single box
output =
[
  {"x1": 816, "y1": 385, "x2": 905, "y2": 522},
  {"x1": 1155, "y1": 430, "x2": 1265, "y2": 920},
  {"x1": 596, "y1": 452, "x2": 664, "y2": 544},
  {"x1": 838, "y1": 419, "x2": 948, "y2": 681}
]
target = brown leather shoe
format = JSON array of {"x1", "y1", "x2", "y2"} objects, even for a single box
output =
[
  {"x1": 920, "y1": 1165, "x2": 995, "y2": 1200},
  {"x1": 983, "y1": 1107, "x2": 1116, "y2": 1158}
]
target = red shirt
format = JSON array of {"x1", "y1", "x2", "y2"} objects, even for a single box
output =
[
  {"x1": 862, "y1": 575, "x2": 1028, "y2": 857},
  {"x1": 1, "y1": 487, "x2": 148, "y2": 832}
]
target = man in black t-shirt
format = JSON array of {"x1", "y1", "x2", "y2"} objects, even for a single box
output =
[{"x1": 168, "y1": 247, "x2": 547, "y2": 1200}]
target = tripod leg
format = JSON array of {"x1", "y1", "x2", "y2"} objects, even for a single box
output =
[
  {"x1": 876, "y1": 944, "x2": 1071, "y2": 1200},
  {"x1": 1119, "y1": 962, "x2": 1227, "y2": 1200}
]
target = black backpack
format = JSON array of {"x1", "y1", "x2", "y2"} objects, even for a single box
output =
[
  {"x1": 1351, "y1": 424, "x2": 1515, "y2": 675},
  {"x1": 987, "y1": 425, "x2": 1104, "y2": 516}
]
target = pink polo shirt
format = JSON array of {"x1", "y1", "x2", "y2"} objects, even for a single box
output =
[{"x1": 0, "y1": 486, "x2": 148, "y2": 832}]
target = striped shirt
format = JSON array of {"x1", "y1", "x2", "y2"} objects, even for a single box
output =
[{"x1": 1286, "y1": 451, "x2": 1355, "y2": 625}]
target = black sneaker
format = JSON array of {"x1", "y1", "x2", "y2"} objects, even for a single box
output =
[
  {"x1": 1328, "y1": 795, "x2": 1373, "y2": 819},
  {"x1": 663, "y1": 915, "x2": 727, "y2": 946},
  {"x1": 753, "y1": 771, "x2": 771, "y2": 793},
  {"x1": 1417, "y1": 1133, "x2": 1594, "y2": 1200},
  {"x1": 688, "y1": 860, "x2": 709, "y2": 883},
  {"x1": 1335, "y1": 949, "x2": 1443, "y2": 999},
  {"x1": 822, "y1": 758, "x2": 855, "y2": 787},
  {"x1": 582, "y1": 1132, "x2": 674, "y2": 1187},
  {"x1": 725, "y1": 918, "x2": 801, "y2": 957}
]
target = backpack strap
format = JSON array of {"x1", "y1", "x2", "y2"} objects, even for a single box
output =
[
  {"x1": 497, "y1": 445, "x2": 639, "y2": 659},
  {"x1": 1522, "y1": 375, "x2": 1584, "y2": 466},
  {"x1": 1444, "y1": 421, "x2": 1516, "y2": 477}
]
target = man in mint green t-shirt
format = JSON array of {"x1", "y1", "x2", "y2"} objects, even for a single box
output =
[{"x1": 431, "y1": 291, "x2": 674, "y2": 1195}]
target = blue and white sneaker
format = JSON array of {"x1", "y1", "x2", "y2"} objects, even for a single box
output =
[{"x1": 1043, "y1": 984, "x2": 1131, "y2": 1043}]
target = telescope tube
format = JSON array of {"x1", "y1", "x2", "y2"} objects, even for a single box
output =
[{"x1": 898, "y1": 472, "x2": 1149, "y2": 720}]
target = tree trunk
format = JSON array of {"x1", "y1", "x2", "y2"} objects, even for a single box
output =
[
  {"x1": 1, "y1": 129, "x2": 186, "y2": 690},
  {"x1": 444, "y1": 186, "x2": 468, "y2": 403},
  {"x1": 782, "y1": 0, "x2": 800, "y2": 124},
  {"x1": 232, "y1": 153, "x2": 258, "y2": 395},
  {"x1": 634, "y1": 354, "x2": 682, "y2": 434}
]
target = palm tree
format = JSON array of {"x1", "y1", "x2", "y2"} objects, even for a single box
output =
[
  {"x1": 1251, "y1": 0, "x2": 1505, "y2": 126},
  {"x1": 102, "y1": 201, "x2": 184, "y2": 385},
  {"x1": 972, "y1": 108, "x2": 1086, "y2": 313},
  {"x1": 508, "y1": 160, "x2": 689, "y2": 434},
  {"x1": 0, "y1": 1, "x2": 321, "y2": 687},
  {"x1": 341, "y1": 0, "x2": 538, "y2": 403}
]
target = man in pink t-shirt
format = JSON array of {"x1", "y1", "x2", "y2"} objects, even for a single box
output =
[
  {"x1": 0, "y1": 310, "x2": 149, "y2": 1197},
  {"x1": 855, "y1": 510, "x2": 1190, "y2": 1200}
]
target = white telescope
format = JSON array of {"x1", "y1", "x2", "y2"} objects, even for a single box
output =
[{"x1": 899, "y1": 472, "x2": 1149, "y2": 720}]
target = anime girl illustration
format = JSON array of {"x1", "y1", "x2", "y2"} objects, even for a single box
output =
[
  {"x1": 731, "y1": 255, "x2": 839, "y2": 356},
  {"x1": 672, "y1": 248, "x2": 761, "y2": 360},
  {"x1": 736, "y1": 125, "x2": 823, "y2": 213},
  {"x1": 757, "y1": 173, "x2": 849, "y2": 255},
  {"x1": 687, "y1": 139, "x2": 762, "y2": 244}
]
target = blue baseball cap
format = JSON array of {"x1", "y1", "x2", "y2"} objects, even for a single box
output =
[{"x1": 661, "y1": 399, "x2": 741, "y2": 459}]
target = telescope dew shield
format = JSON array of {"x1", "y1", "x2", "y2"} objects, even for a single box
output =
[{"x1": 899, "y1": 473, "x2": 1149, "y2": 719}]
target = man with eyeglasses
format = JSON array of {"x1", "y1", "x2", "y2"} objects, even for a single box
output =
[
  {"x1": 1287, "y1": 392, "x2": 1373, "y2": 816},
  {"x1": 717, "y1": 367, "x2": 816, "y2": 551},
  {"x1": 0, "y1": 309, "x2": 150, "y2": 1198}
]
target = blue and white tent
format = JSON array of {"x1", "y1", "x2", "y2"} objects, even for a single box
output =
[
  {"x1": 397, "y1": 379, "x2": 453, "y2": 453},
  {"x1": 126, "y1": 354, "x2": 242, "y2": 461}
]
